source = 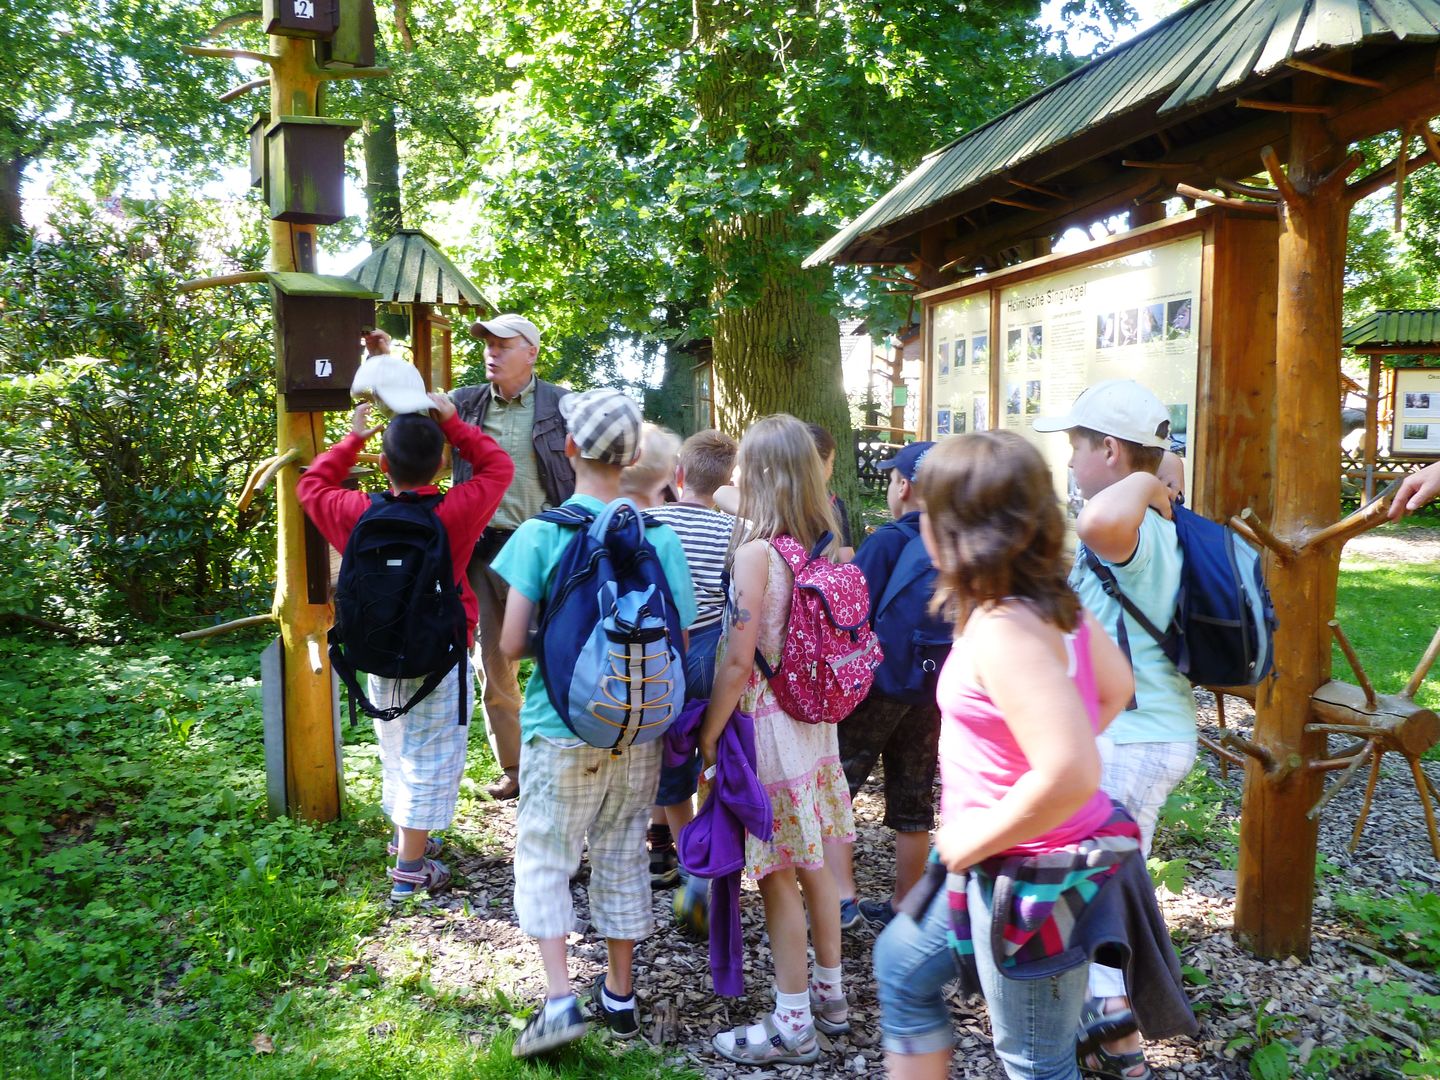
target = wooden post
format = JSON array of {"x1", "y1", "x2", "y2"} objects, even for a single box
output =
[
  {"x1": 271, "y1": 34, "x2": 341, "y2": 822},
  {"x1": 1363, "y1": 353, "x2": 1381, "y2": 501},
  {"x1": 1234, "y1": 83, "x2": 1353, "y2": 957}
]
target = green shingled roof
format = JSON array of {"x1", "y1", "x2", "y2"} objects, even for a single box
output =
[
  {"x1": 1343, "y1": 309, "x2": 1440, "y2": 347},
  {"x1": 806, "y1": 0, "x2": 1440, "y2": 268},
  {"x1": 349, "y1": 229, "x2": 492, "y2": 310}
]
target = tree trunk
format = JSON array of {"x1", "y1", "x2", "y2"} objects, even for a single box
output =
[
  {"x1": 0, "y1": 151, "x2": 29, "y2": 255},
  {"x1": 1233, "y1": 87, "x2": 1349, "y2": 959},
  {"x1": 363, "y1": 106, "x2": 402, "y2": 247}
]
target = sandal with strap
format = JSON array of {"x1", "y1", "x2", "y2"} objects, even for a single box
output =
[
  {"x1": 1077, "y1": 997, "x2": 1138, "y2": 1056},
  {"x1": 1079, "y1": 1046, "x2": 1153, "y2": 1080},
  {"x1": 389, "y1": 857, "x2": 451, "y2": 902},
  {"x1": 808, "y1": 988, "x2": 850, "y2": 1035},
  {"x1": 712, "y1": 1015, "x2": 819, "y2": 1066},
  {"x1": 387, "y1": 835, "x2": 444, "y2": 859}
]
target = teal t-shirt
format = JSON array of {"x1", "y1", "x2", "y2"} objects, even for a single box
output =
[
  {"x1": 491, "y1": 494, "x2": 699, "y2": 743},
  {"x1": 1071, "y1": 509, "x2": 1197, "y2": 744}
]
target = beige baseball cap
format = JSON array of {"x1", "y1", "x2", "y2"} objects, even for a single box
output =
[{"x1": 469, "y1": 312, "x2": 540, "y2": 346}]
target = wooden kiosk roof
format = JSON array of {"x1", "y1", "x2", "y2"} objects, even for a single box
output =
[
  {"x1": 806, "y1": 0, "x2": 1440, "y2": 272},
  {"x1": 348, "y1": 229, "x2": 493, "y2": 310},
  {"x1": 1344, "y1": 307, "x2": 1440, "y2": 348}
]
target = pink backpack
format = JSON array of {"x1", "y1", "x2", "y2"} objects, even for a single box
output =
[{"x1": 757, "y1": 534, "x2": 883, "y2": 724}]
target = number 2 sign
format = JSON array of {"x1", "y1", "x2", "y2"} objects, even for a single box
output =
[{"x1": 293, "y1": 0, "x2": 314, "y2": 18}]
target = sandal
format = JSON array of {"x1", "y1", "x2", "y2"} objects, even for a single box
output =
[
  {"x1": 1079, "y1": 1046, "x2": 1152, "y2": 1080},
  {"x1": 712, "y1": 1014, "x2": 819, "y2": 1066},
  {"x1": 808, "y1": 988, "x2": 850, "y2": 1035},
  {"x1": 387, "y1": 835, "x2": 444, "y2": 859},
  {"x1": 388, "y1": 857, "x2": 452, "y2": 902},
  {"x1": 1076, "y1": 996, "x2": 1138, "y2": 1056}
]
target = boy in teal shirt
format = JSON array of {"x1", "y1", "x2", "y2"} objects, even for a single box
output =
[
  {"x1": 1035, "y1": 379, "x2": 1196, "y2": 1080},
  {"x1": 492, "y1": 388, "x2": 697, "y2": 1058}
]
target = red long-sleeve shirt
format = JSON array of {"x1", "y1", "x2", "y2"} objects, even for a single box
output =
[{"x1": 296, "y1": 415, "x2": 515, "y2": 647}]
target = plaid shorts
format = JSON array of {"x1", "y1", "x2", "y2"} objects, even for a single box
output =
[
  {"x1": 837, "y1": 693, "x2": 941, "y2": 833},
  {"x1": 513, "y1": 736, "x2": 661, "y2": 941},
  {"x1": 370, "y1": 658, "x2": 474, "y2": 832},
  {"x1": 1097, "y1": 736, "x2": 1197, "y2": 858}
]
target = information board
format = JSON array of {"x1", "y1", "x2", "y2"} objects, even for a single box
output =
[
  {"x1": 930, "y1": 293, "x2": 991, "y2": 437},
  {"x1": 1392, "y1": 367, "x2": 1440, "y2": 457}
]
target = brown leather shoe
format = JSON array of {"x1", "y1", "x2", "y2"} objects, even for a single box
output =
[{"x1": 485, "y1": 769, "x2": 519, "y2": 801}]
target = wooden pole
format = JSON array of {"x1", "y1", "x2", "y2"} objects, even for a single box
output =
[
  {"x1": 270, "y1": 35, "x2": 341, "y2": 823},
  {"x1": 1363, "y1": 354, "x2": 1380, "y2": 501},
  {"x1": 1234, "y1": 80, "x2": 1352, "y2": 957}
]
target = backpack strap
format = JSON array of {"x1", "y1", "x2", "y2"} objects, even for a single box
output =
[
  {"x1": 329, "y1": 640, "x2": 462, "y2": 722},
  {"x1": 1080, "y1": 545, "x2": 1155, "y2": 712},
  {"x1": 875, "y1": 522, "x2": 927, "y2": 619},
  {"x1": 537, "y1": 504, "x2": 596, "y2": 528},
  {"x1": 754, "y1": 532, "x2": 835, "y2": 680}
]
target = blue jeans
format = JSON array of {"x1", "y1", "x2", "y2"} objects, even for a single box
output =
[{"x1": 873, "y1": 872, "x2": 1088, "y2": 1079}]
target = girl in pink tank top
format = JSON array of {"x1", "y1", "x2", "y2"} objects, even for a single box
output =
[{"x1": 872, "y1": 431, "x2": 1134, "y2": 1080}]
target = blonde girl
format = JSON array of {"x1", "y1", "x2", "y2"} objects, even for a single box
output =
[{"x1": 699, "y1": 413, "x2": 855, "y2": 1066}]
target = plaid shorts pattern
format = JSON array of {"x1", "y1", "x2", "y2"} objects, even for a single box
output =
[
  {"x1": 513, "y1": 736, "x2": 662, "y2": 941},
  {"x1": 1097, "y1": 735, "x2": 1197, "y2": 858},
  {"x1": 370, "y1": 658, "x2": 473, "y2": 832}
]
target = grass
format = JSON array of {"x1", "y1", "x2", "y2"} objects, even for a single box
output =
[{"x1": 0, "y1": 633, "x2": 694, "y2": 1079}]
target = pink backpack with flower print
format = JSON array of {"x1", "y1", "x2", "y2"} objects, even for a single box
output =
[{"x1": 756, "y1": 534, "x2": 883, "y2": 724}]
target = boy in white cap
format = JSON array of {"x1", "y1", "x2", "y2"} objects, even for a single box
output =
[
  {"x1": 491, "y1": 388, "x2": 697, "y2": 1058},
  {"x1": 1033, "y1": 379, "x2": 1194, "y2": 1080}
]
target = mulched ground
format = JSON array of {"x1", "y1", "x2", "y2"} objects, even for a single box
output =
[{"x1": 356, "y1": 531, "x2": 1440, "y2": 1077}]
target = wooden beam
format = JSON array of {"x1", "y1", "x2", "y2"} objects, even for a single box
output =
[
  {"x1": 1330, "y1": 51, "x2": 1440, "y2": 145},
  {"x1": 181, "y1": 44, "x2": 278, "y2": 64},
  {"x1": 1215, "y1": 177, "x2": 1281, "y2": 201},
  {"x1": 1347, "y1": 146, "x2": 1436, "y2": 205},
  {"x1": 990, "y1": 195, "x2": 1048, "y2": 212},
  {"x1": 1009, "y1": 178, "x2": 1064, "y2": 199},
  {"x1": 1121, "y1": 158, "x2": 1195, "y2": 170},
  {"x1": 220, "y1": 78, "x2": 269, "y2": 103},
  {"x1": 1284, "y1": 58, "x2": 1386, "y2": 90},
  {"x1": 1237, "y1": 98, "x2": 1335, "y2": 116},
  {"x1": 1175, "y1": 182, "x2": 1278, "y2": 214}
]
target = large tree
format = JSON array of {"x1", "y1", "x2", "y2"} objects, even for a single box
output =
[{"x1": 0, "y1": 1, "x2": 244, "y2": 252}]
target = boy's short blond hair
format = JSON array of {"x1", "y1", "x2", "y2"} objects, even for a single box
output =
[
  {"x1": 678, "y1": 429, "x2": 738, "y2": 497},
  {"x1": 1072, "y1": 426, "x2": 1165, "y2": 475},
  {"x1": 620, "y1": 423, "x2": 681, "y2": 497}
]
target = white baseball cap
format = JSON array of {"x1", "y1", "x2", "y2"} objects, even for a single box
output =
[
  {"x1": 1032, "y1": 379, "x2": 1171, "y2": 449},
  {"x1": 469, "y1": 312, "x2": 540, "y2": 346},
  {"x1": 350, "y1": 352, "x2": 432, "y2": 415}
]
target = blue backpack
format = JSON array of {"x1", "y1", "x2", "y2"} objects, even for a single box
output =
[
  {"x1": 868, "y1": 520, "x2": 952, "y2": 704},
  {"x1": 1083, "y1": 502, "x2": 1276, "y2": 688},
  {"x1": 534, "y1": 499, "x2": 687, "y2": 751}
]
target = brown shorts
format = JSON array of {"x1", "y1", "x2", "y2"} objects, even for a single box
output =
[{"x1": 836, "y1": 694, "x2": 940, "y2": 833}]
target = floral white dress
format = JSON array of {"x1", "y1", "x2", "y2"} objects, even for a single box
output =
[{"x1": 722, "y1": 544, "x2": 855, "y2": 879}]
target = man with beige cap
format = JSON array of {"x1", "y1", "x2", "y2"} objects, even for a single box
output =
[{"x1": 452, "y1": 313, "x2": 575, "y2": 800}]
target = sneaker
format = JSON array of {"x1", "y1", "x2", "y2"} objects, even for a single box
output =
[
  {"x1": 649, "y1": 844, "x2": 679, "y2": 889},
  {"x1": 859, "y1": 897, "x2": 897, "y2": 929},
  {"x1": 587, "y1": 971, "x2": 641, "y2": 1039},
  {"x1": 839, "y1": 896, "x2": 862, "y2": 931},
  {"x1": 673, "y1": 875, "x2": 710, "y2": 937},
  {"x1": 485, "y1": 770, "x2": 519, "y2": 801},
  {"x1": 388, "y1": 857, "x2": 451, "y2": 902},
  {"x1": 513, "y1": 997, "x2": 587, "y2": 1058}
]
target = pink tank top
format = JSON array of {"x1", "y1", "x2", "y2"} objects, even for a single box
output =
[{"x1": 936, "y1": 615, "x2": 1111, "y2": 854}]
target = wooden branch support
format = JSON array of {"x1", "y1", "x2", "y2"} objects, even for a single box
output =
[
  {"x1": 1424, "y1": 122, "x2": 1440, "y2": 169},
  {"x1": 1235, "y1": 507, "x2": 1296, "y2": 560},
  {"x1": 1283, "y1": 59, "x2": 1386, "y2": 90},
  {"x1": 181, "y1": 44, "x2": 279, "y2": 65},
  {"x1": 991, "y1": 195, "x2": 1047, "y2": 212},
  {"x1": 1349, "y1": 751, "x2": 1385, "y2": 853},
  {"x1": 1301, "y1": 486, "x2": 1393, "y2": 550},
  {"x1": 1174, "y1": 183, "x2": 1278, "y2": 214},
  {"x1": 179, "y1": 270, "x2": 268, "y2": 293},
  {"x1": 1221, "y1": 731, "x2": 1275, "y2": 770},
  {"x1": 1238, "y1": 98, "x2": 1335, "y2": 116},
  {"x1": 1215, "y1": 177, "x2": 1281, "y2": 201},
  {"x1": 1009, "y1": 178, "x2": 1064, "y2": 199},
  {"x1": 1403, "y1": 625, "x2": 1440, "y2": 699},
  {"x1": 1260, "y1": 146, "x2": 1300, "y2": 205},
  {"x1": 1346, "y1": 147, "x2": 1436, "y2": 207},
  {"x1": 220, "y1": 78, "x2": 269, "y2": 103},
  {"x1": 237, "y1": 449, "x2": 301, "y2": 513},
  {"x1": 204, "y1": 12, "x2": 262, "y2": 39},
  {"x1": 176, "y1": 612, "x2": 276, "y2": 641},
  {"x1": 1319, "y1": 151, "x2": 1365, "y2": 193},
  {"x1": 1328, "y1": 620, "x2": 1377, "y2": 707},
  {"x1": 1408, "y1": 754, "x2": 1440, "y2": 858},
  {"x1": 1198, "y1": 732, "x2": 1246, "y2": 768},
  {"x1": 1215, "y1": 691, "x2": 1230, "y2": 780},
  {"x1": 1307, "y1": 740, "x2": 1374, "y2": 819},
  {"x1": 1120, "y1": 159, "x2": 1195, "y2": 171},
  {"x1": 1394, "y1": 123, "x2": 1413, "y2": 232}
]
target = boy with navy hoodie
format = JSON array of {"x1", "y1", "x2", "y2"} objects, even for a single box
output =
[{"x1": 824, "y1": 441, "x2": 950, "y2": 931}]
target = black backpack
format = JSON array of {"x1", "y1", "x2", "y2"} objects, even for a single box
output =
[{"x1": 329, "y1": 492, "x2": 468, "y2": 724}]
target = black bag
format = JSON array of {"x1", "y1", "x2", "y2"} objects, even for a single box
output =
[{"x1": 329, "y1": 492, "x2": 468, "y2": 724}]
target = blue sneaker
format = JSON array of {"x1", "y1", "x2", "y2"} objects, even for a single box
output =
[
  {"x1": 839, "y1": 896, "x2": 862, "y2": 931},
  {"x1": 860, "y1": 898, "x2": 898, "y2": 929},
  {"x1": 513, "y1": 997, "x2": 587, "y2": 1058}
]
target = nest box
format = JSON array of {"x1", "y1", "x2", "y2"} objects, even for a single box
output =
[
  {"x1": 316, "y1": 0, "x2": 377, "y2": 68},
  {"x1": 263, "y1": 0, "x2": 337, "y2": 39},
  {"x1": 263, "y1": 116, "x2": 361, "y2": 225},
  {"x1": 269, "y1": 272, "x2": 378, "y2": 412},
  {"x1": 247, "y1": 112, "x2": 270, "y2": 189}
]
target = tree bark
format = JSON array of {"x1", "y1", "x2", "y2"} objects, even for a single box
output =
[
  {"x1": 1233, "y1": 83, "x2": 1348, "y2": 959},
  {"x1": 363, "y1": 105, "x2": 403, "y2": 247},
  {"x1": 0, "y1": 151, "x2": 29, "y2": 255}
]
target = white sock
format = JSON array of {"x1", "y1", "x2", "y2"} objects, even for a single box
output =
[
  {"x1": 769, "y1": 986, "x2": 812, "y2": 1041},
  {"x1": 601, "y1": 980, "x2": 634, "y2": 1011},
  {"x1": 811, "y1": 962, "x2": 844, "y2": 1001},
  {"x1": 543, "y1": 994, "x2": 577, "y2": 1021}
]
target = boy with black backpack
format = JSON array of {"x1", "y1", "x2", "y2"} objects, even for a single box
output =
[
  {"x1": 489, "y1": 388, "x2": 697, "y2": 1058},
  {"x1": 824, "y1": 441, "x2": 951, "y2": 933},
  {"x1": 297, "y1": 383, "x2": 514, "y2": 903},
  {"x1": 1034, "y1": 379, "x2": 1195, "y2": 1080}
]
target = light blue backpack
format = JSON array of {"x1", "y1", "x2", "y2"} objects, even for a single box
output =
[{"x1": 534, "y1": 499, "x2": 687, "y2": 751}]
